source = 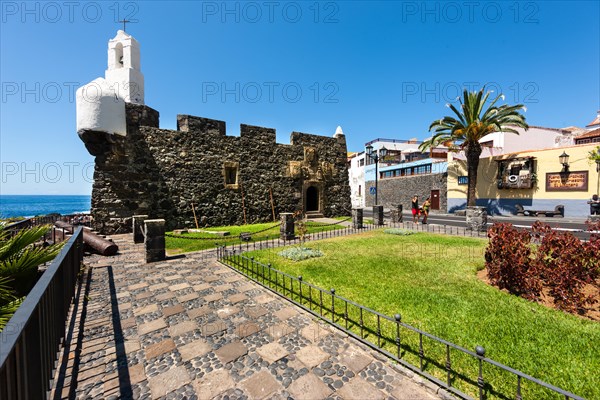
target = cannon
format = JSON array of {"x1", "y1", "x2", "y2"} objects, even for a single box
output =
[{"x1": 54, "y1": 221, "x2": 118, "y2": 256}]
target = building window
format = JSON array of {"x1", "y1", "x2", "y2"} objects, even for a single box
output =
[
  {"x1": 359, "y1": 159, "x2": 365, "y2": 167},
  {"x1": 223, "y1": 162, "x2": 239, "y2": 189},
  {"x1": 358, "y1": 185, "x2": 362, "y2": 196},
  {"x1": 391, "y1": 163, "x2": 433, "y2": 177}
]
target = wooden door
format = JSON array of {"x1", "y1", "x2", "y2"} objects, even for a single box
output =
[{"x1": 430, "y1": 190, "x2": 440, "y2": 210}]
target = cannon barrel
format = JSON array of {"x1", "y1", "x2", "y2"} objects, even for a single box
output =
[{"x1": 55, "y1": 221, "x2": 118, "y2": 256}]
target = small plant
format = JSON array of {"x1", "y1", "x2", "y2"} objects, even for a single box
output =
[
  {"x1": 588, "y1": 145, "x2": 600, "y2": 164},
  {"x1": 530, "y1": 172, "x2": 538, "y2": 186},
  {"x1": 293, "y1": 210, "x2": 309, "y2": 248},
  {"x1": 278, "y1": 247, "x2": 324, "y2": 261},
  {"x1": 384, "y1": 228, "x2": 414, "y2": 236}
]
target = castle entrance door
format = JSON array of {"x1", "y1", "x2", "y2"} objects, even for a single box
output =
[{"x1": 306, "y1": 186, "x2": 319, "y2": 212}]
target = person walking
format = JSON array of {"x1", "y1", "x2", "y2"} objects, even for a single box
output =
[
  {"x1": 589, "y1": 194, "x2": 600, "y2": 215},
  {"x1": 422, "y1": 197, "x2": 431, "y2": 224},
  {"x1": 411, "y1": 195, "x2": 420, "y2": 223}
]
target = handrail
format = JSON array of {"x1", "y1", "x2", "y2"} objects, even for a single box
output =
[{"x1": 0, "y1": 227, "x2": 84, "y2": 400}]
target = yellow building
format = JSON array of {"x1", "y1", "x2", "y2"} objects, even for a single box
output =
[{"x1": 447, "y1": 143, "x2": 600, "y2": 217}]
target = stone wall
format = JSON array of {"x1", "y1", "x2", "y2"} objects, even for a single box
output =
[
  {"x1": 365, "y1": 173, "x2": 447, "y2": 212},
  {"x1": 82, "y1": 104, "x2": 351, "y2": 234}
]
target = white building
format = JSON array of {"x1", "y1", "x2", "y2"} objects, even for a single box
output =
[
  {"x1": 348, "y1": 138, "x2": 447, "y2": 208},
  {"x1": 447, "y1": 125, "x2": 580, "y2": 171},
  {"x1": 348, "y1": 152, "x2": 366, "y2": 208}
]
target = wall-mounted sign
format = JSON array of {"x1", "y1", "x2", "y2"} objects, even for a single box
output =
[
  {"x1": 458, "y1": 176, "x2": 469, "y2": 185},
  {"x1": 369, "y1": 187, "x2": 376, "y2": 195},
  {"x1": 545, "y1": 171, "x2": 588, "y2": 191}
]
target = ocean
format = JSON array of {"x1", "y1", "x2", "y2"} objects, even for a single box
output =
[{"x1": 0, "y1": 195, "x2": 91, "y2": 219}]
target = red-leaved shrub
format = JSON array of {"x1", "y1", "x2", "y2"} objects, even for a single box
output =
[
  {"x1": 485, "y1": 223, "x2": 541, "y2": 300},
  {"x1": 533, "y1": 223, "x2": 599, "y2": 312},
  {"x1": 485, "y1": 222, "x2": 600, "y2": 314}
]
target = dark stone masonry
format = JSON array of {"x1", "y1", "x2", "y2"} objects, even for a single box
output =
[{"x1": 79, "y1": 104, "x2": 351, "y2": 234}]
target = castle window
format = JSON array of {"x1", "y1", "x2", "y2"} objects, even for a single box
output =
[
  {"x1": 225, "y1": 168, "x2": 236, "y2": 184},
  {"x1": 223, "y1": 162, "x2": 239, "y2": 189}
]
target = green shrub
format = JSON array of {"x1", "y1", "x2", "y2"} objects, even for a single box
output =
[
  {"x1": 278, "y1": 247, "x2": 324, "y2": 261},
  {"x1": 384, "y1": 228, "x2": 414, "y2": 236}
]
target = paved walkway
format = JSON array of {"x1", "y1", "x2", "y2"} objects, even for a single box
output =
[{"x1": 50, "y1": 235, "x2": 446, "y2": 400}]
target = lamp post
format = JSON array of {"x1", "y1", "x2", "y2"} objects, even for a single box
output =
[
  {"x1": 559, "y1": 151, "x2": 570, "y2": 173},
  {"x1": 597, "y1": 159, "x2": 600, "y2": 197},
  {"x1": 365, "y1": 144, "x2": 387, "y2": 205}
]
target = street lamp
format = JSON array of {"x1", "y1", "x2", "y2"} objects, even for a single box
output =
[
  {"x1": 559, "y1": 151, "x2": 570, "y2": 173},
  {"x1": 365, "y1": 144, "x2": 387, "y2": 205}
]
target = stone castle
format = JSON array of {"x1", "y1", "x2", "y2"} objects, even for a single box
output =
[{"x1": 76, "y1": 31, "x2": 351, "y2": 234}]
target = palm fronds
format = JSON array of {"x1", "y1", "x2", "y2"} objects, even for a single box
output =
[
  {"x1": 0, "y1": 225, "x2": 63, "y2": 331},
  {"x1": 421, "y1": 87, "x2": 528, "y2": 206},
  {"x1": 0, "y1": 277, "x2": 23, "y2": 332}
]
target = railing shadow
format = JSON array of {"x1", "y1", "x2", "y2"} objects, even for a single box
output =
[
  {"x1": 52, "y1": 267, "x2": 91, "y2": 400},
  {"x1": 52, "y1": 264, "x2": 132, "y2": 399},
  {"x1": 107, "y1": 265, "x2": 132, "y2": 399}
]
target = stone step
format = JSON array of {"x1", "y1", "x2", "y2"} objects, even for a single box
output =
[{"x1": 305, "y1": 212, "x2": 324, "y2": 219}]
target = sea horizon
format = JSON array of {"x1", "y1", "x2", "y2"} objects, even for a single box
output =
[{"x1": 0, "y1": 194, "x2": 92, "y2": 219}]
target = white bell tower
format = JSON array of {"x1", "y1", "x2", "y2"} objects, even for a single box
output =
[
  {"x1": 76, "y1": 30, "x2": 145, "y2": 136},
  {"x1": 105, "y1": 30, "x2": 145, "y2": 104}
]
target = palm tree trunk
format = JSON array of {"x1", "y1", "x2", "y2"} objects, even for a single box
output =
[{"x1": 465, "y1": 142, "x2": 482, "y2": 207}]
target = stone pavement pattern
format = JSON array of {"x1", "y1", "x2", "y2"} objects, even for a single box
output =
[{"x1": 51, "y1": 235, "x2": 443, "y2": 400}]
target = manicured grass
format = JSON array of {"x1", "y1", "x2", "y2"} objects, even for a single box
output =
[
  {"x1": 165, "y1": 220, "x2": 345, "y2": 254},
  {"x1": 242, "y1": 230, "x2": 599, "y2": 399}
]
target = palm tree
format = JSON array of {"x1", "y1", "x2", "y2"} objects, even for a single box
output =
[
  {"x1": 0, "y1": 224, "x2": 62, "y2": 331},
  {"x1": 419, "y1": 88, "x2": 528, "y2": 207}
]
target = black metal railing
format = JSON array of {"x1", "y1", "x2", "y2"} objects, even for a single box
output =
[
  {"x1": 215, "y1": 221, "x2": 488, "y2": 256},
  {"x1": 217, "y1": 245, "x2": 584, "y2": 400},
  {"x1": 3, "y1": 215, "x2": 59, "y2": 235},
  {"x1": 3, "y1": 215, "x2": 91, "y2": 240},
  {"x1": 0, "y1": 227, "x2": 84, "y2": 400}
]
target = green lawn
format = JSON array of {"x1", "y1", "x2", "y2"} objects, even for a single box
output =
[
  {"x1": 166, "y1": 220, "x2": 347, "y2": 254},
  {"x1": 239, "y1": 230, "x2": 599, "y2": 399}
]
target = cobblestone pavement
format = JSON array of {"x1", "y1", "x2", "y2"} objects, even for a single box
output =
[{"x1": 50, "y1": 235, "x2": 447, "y2": 400}]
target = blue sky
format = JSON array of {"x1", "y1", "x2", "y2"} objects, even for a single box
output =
[{"x1": 1, "y1": 0, "x2": 599, "y2": 195}]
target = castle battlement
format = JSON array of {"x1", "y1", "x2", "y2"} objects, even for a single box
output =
[{"x1": 77, "y1": 32, "x2": 350, "y2": 234}]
